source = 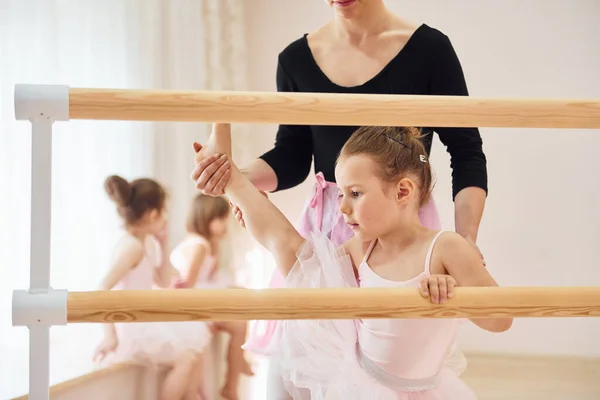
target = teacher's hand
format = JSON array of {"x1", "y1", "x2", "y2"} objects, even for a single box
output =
[{"x1": 191, "y1": 142, "x2": 230, "y2": 196}]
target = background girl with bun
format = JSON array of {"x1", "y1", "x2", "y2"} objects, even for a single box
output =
[{"x1": 94, "y1": 175, "x2": 213, "y2": 400}]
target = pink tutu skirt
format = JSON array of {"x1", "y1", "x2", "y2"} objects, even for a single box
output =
[
  {"x1": 268, "y1": 232, "x2": 476, "y2": 400},
  {"x1": 108, "y1": 320, "x2": 212, "y2": 366}
]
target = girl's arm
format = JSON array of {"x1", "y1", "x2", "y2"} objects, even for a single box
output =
[
  {"x1": 154, "y1": 255, "x2": 173, "y2": 288},
  {"x1": 438, "y1": 232, "x2": 513, "y2": 333},
  {"x1": 183, "y1": 243, "x2": 208, "y2": 288},
  {"x1": 100, "y1": 236, "x2": 144, "y2": 290},
  {"x1": 153, "y1": 233, "x2": 174, "y2": 288},
  {"x1": 94, "y1": 237, "x2": 144, "y2": 361},
  {"x1": 195, "y1": 123, "x2": 305, "y2": 275}
]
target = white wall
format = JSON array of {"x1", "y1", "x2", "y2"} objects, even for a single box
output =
[{"x1": 244, "y1": 0, "x2": 600, "y2": 357}]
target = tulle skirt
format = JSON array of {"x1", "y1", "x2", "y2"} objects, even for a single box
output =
[
  {"x1": 108, "y1": 320, "x2": 212, "y2": 366},
  {"x1": 268, "y1": 232, "x2": 476, "y2": 400},
  {"x1": 243, "y1": 174, "x2": 455, "y2": 358}
]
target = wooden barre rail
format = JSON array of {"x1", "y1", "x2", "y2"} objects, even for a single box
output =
[
  {"x1": 67, "y1": 287, "x2": 600, "y2": 323},
  {"x1": 68, "y1": 88, "x2": 600, "y2": 128}
]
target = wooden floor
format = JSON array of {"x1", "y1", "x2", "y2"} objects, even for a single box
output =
[
  {"x1": 461, "y1": 353, "x2": 600, "y2": 400},
  {"x1": 244, "y1": 353, "x2": 600, "y2": 399}
]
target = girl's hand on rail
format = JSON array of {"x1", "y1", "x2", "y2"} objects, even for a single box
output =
[
  {"x1": 191, "y1": 142, "x2": 230, "y2": 196},
  {"x1": 418, "y1": 274, "x2": 457, "y2": 304}
]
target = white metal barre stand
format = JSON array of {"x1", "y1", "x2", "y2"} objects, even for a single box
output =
[{"x1": 12, "y1": 84, "x2": 70, "y2": 400}]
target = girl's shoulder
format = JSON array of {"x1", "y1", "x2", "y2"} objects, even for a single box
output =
[
  {"x1": 342, "y1": 236, "x2": 372, "y2": 270},
  {"x1": 116, "y1": 232, "x2": 145, "y2": 252},
  {"x1": 432, "y1": 231, "x2": 470, "y2": 253},
  {"x1": 429, "y1": 231, "x2": 482, "y2": 274},
  {"x1": 178, "y1": 234, "x2": 212, "y2": 254},
  {"x1": 112, "y1": 232, "x2": 145, "y2": 266}
]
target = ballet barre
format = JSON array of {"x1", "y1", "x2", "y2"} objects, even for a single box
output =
[
  {"x1": 58, "y1": 287, "x2": 600, "y2": 323},
  {"x1": 10, "y1": 83, "x2": 600, "y2": 400},
  {"x1": 15, "y1": 84, "x2": 600, "y2": 128}
]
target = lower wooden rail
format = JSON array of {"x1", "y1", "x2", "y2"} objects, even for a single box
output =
[{"x1": 66, "y1": 287, "x2": 600, "y2": 323}]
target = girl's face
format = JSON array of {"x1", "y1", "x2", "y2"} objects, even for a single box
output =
[
  {"x1": 209, "y1": 217, "x2": 229, "y2": 240},
  {"x1": 335, "y1": 154, "x2": 412, "y2": 241}
]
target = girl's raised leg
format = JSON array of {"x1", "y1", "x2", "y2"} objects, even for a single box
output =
[{"x1": 194, "y1": 123, "x2": 304, "y2": 275}]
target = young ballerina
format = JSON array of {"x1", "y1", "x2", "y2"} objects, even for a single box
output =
[
  {"x1": 93, "y1": 175, "x2": 212, "y2": 400},
  {"x1": 170, "y1": 193, "x2": 254, "y2": 400},
  {"x1": 192, "y1": 123, "x2": 512, "y2": 399}
]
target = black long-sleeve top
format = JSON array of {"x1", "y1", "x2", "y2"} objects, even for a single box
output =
[{"x1": 260, "y1": 24, "x2": 487, "y2": 200}]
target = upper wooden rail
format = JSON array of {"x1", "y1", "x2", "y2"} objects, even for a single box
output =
[
  {"x1": 67, "y1": 287, "x2": 600, "y2": 323},
  {"x1": 68, "y1": 88, "x2": 600, "y2": 128}
]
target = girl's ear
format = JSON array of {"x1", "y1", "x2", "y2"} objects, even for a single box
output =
[
  {"x1": 396, "y1": 177, "x2": 416, "y2": 205},
  {"x1": 146, "y1": 209, "x2": 159, "y2": 223}
]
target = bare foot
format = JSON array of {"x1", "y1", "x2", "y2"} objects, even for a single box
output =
[{"x1": 194, "y1": 123, "x2": 232, "y2": 165}]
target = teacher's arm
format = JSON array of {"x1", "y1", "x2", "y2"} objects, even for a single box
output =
[
  {"x1": 256, "y1": 57, "x2": 313, "y2": 192},
  {"x1": 429, "y1": 33, "x2": 488, "y2": 253}
]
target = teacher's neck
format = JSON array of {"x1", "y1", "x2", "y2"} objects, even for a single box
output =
[{"x1": 332, "y1": 3, "x2": 395, "y2": 41}]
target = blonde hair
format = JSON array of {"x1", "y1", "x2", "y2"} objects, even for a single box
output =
[
  {"x1": 186, "y1": 194, "x2": 230, "y2": 239},
  {"x1": 339, "y1": 126, "x2": 434, "y2": 208}
]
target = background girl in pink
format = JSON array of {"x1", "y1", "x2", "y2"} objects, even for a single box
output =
[
  {"x1": 191, "y1": 123, "x2": 510, "y2": 399},
  {"x1": 170, "y1": 193, "x2": 254, "y2": 400},
  {"x1": 94, "y1": 175, "x2": 212, "y2": 400}
]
